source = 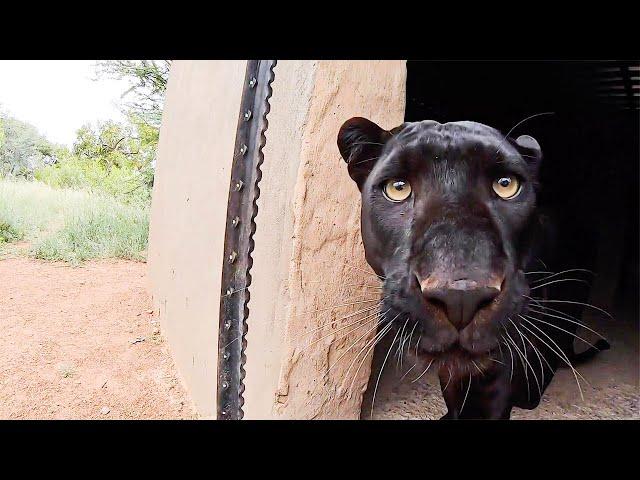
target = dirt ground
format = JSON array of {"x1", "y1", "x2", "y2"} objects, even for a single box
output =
[
  {"x1": 367, "y1": 311, "x2": 639, "y2": 420},
  {"x1": 0, "y1": 257, "x2": 196, "y2": 420},
  {"x1": 1, "y1": 255, "x2": 637, "y2": 420}
]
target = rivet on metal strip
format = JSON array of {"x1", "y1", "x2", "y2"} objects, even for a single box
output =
[
  {"x1": 243, "y1": 110, "x2": 252, "y2": 121},
  {"x1": 249, "y1": 77, "x2": 257, "y2": 88},
  {"x1": 228, "y1": 251, "x2": 238, "y2": 264},
  {"x1": 232, "y1": 216, "x2": 240, "y2": 228},
  {"x1": 240, "y1": 144, "x2": 248, "y2": 156},
  {"x1": 234, "y1": 180, "x2": 244, "y2": 191},
  {"x1": 226, "y1": 287, "x2": 234, "y2": 297}
]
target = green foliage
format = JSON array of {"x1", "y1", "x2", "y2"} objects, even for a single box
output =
[
  {"x1": 94, "y1": 60, "x2": 170, "y2": 129},
  {"x1": 0, "y1": 111, "x2": 57, "y2": 179},
  {"x1": 0, "y1": 116, "x2": 5, "y2": 150},
  {"x1": 0, "y1": 60, "x2": 171, "y2": 262},
  {"x1": 0, "y1": 177, "x2": 148, "y2": 264},
  {"x1": 0, "y1": 219, "x2": 23, "y2": 243},
  {"x1": 34, "y1": 117, "x2": 155, "y2": 205}
]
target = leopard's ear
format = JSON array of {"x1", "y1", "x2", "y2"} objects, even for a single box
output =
[
  {"x1": 337, "y1": 117, "x2": 391, "y2": 190},
  {"x1": 514, "y1": 134, "x2": 542, "y2": 170}
]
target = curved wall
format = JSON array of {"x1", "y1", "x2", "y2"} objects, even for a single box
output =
[
  {"x1": 148, "y1": 61, "x2": 247, "y2": 418},
  {"x1": 245, "y1": 61, "x2": 406, "y2": 419},
  {"x1": 149, "y1": 60, "x2": 406, "y2": 419}
]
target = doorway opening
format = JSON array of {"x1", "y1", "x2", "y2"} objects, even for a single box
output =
[{"x1": 364, "y1": 61, "x2": 639, "y2": 419}]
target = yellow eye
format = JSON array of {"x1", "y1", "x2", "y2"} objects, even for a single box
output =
[
  {"x1": 492, "y1": 176, "x2": 521, "y2": 199},
  {"x1": 383, "y1": 179, "x2": 412, "y2": 202}
]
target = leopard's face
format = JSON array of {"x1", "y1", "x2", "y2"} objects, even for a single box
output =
[{"x1": 338, "y1": 118, "x2": 543, "y2": 375}]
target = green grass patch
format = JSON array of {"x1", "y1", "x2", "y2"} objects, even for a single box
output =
[
  {"x1": 0, "y1": 177, "x2": 148, "y2": 264},
  {"x1": 0, "y1": 219, "x2": 23, "y2": 243}
]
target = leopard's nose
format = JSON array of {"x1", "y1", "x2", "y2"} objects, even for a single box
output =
[{"x1": 422, "y1": 284, "x2": 500, "y2": 331}]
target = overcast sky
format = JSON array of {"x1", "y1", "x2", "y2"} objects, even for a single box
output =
[{"x1": 0, "y1": 60, "x2": 130, "y2": 147}]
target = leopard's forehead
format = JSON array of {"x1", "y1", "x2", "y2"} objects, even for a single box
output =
[{"x1": 388, "y1": 120, "x2": 514, "y2": 157}]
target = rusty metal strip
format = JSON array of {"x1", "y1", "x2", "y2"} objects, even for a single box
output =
[{"x1": 217, "y1": 60, "x2": 276, "y2": 419}]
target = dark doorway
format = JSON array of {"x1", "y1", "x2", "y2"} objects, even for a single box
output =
[
  {"x1": 364, "y1": 61, "x2": 639, "y2": 420},
  {"x1": 405, "y1": 60, "x2": 639, "y2": 321}
]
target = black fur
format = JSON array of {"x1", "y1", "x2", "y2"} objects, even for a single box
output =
[{"x1": 338, "y1": 118, "x2": 609, "y2": 419}]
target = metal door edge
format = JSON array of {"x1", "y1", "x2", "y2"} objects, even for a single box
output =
[{"x1": 217, "y1": 60, "x2": 277, "y2": 419}]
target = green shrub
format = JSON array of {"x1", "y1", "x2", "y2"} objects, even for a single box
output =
[
  {"x1": 35, "y1": 155, "x2": 151, "y2": 205},
  {"x1": 0, "y1": 218, "x2": 23, "y2": 243}
]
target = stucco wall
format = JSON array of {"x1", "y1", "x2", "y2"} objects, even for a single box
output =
[
  {"x1": 147, "y1": 60, "x2": 247, "y2": 418},
  {"x1": 149, "y1": 60, "x2": 406, "y2": 419},
  {"x1": 244, "y1": 61, "x2": 407, "y2": 419}
]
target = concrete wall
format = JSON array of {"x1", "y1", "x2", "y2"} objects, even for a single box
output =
[
  {"x1": 148, "y1": 61, "x2": 247, "y2": 418},
  {"x1": 149, "y1": 60, "x2": 406, "y2": 419},
  {"x1": 244, "y1": 61, "x2": 407, "y2": 419}
]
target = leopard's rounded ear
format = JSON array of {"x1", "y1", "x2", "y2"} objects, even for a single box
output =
[
  {"x1": 337, "y1": 117, "x2": 391, "y2": 190},
  {"x1": 515, "y1": 134, "x2": 542, "y2": 162}
]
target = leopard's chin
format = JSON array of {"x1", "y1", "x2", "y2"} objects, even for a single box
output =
[{"x1": 416, "y1": 345, "x2": 498, "y2": 377}]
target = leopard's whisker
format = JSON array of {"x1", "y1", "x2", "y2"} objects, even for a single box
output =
[
  {"x1": 504, "y1": 329, "x2": 533, "y2": 400},
  {"x1": 529, "y1": 268, "x2": 595, "y2": 283},
  {"x1": 411, "y1": 358, "x2": 434, "y2": 384},
  {"x1": 520, "y1": 315, "x2": 587, "y2": 400},
  {"x1": 347, "y1": 141, "x2": 386, "y2": 147},
  {"x1": 303, "y1": 280, "x2": 383, "y2": 289},
  {"x1": 530, "y1": 278, "x2": 590, "y2": 290},
  {"x1": 321, "y1": 310, "x2": 391, "y2": 381},
  {"x1": 442, "y1": 366, "x2": 453, "y2": 393},
  {"x1": 298, "y1": 308, "x2": 382, "y2": 356},
  {"x1": 334, "y1": 324, "x2": 391, "y2": 403},
  {"x1": 471, "y1": 359, "x2": 484, "y2": 376},
  {"x1": 395, "y1": 318, "x2": 410, "y2": 369},
  {"x1": 523, "y1": 296, "x2": 614, "y2": 320},
  {"x1": 459, "y1": 372, "x2": 473, "y2": 416},
  {"x1": 502, "y1": 336, "x2": 515, "y2": 383},
  {"x1": 370, "y1": 327, "x2": 402, "y2": 419},
  {"x1": 344, "y1": 314, "x2": 397, "y2": 392},
  {"x1": 339, "y1": 261, "x2": 386, "y2": 280},
  {"x1": 523, "y1": 331, "x2": 549, "y2": 389},
  {"x1": 495, "y1": 112, "x2": 555, "y2": 157},
  {"x1": 404, "y1": 321, "x2": 419, "y2": 359},
  {"x1": 399, "y1": 362, "x2": 417, "y2": 381},
  {"x1": 302, "y1": 301, "x2": 383, "y2": 336},
  {"x1": 527, "y1": 307, "x2": 608, "y2": 340},
  {"x1": 301, "y1": 311, "x2": 391, "y2": 407},
  {"x1": 347, "y1": 319, "x2": 396, "y2": 398},
  {"x1": 509, "y1": 319, "x2": 542, "y2": 397},
  {"x1": 352, "y1": 155, "x2": 381, "y2": 166},
  {"x1": 523, "y1": 314, "x2": 605, "y2": 351},
  {"x1": 293, "y1": 297, "x2": 382, "y2": 318}
]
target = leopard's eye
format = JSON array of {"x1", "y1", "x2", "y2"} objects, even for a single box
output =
[
  {"x1": 492, "y1": 176, "x2": 521, "y2": 199},
  {"x1": 383, "y1": 179, "x2": 412, "y2": 202}
]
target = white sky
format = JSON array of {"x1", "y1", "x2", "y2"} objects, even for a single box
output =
[{"x1": 0, "y1": 60, "x2": 130, "y2": 147}]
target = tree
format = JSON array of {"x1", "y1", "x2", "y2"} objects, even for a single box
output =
[
  {"x1": 35, "y1": 117, "x2": 157, "y2": 204},
  {"x1": 94, "y1": 60, "x2": 171, "y2": 129},
  {"x1": 0, "y1": 111, "x2": 56, "y2": 178}
]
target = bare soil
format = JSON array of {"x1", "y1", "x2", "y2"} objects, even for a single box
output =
[
  {"x1": 2, "y1": 255, "x2": 636, "y2": 420},
  {"x1": 0, "y1": 257, "x2": 196, "y2": 420}
]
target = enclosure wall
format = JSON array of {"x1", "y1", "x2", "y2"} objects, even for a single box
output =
[
  {"x1": 147, "y1": 61, "x2": 247, "y2": 418},
  {"x1": 244, "y1": 60, "x2": 407, "y2": 419}
]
